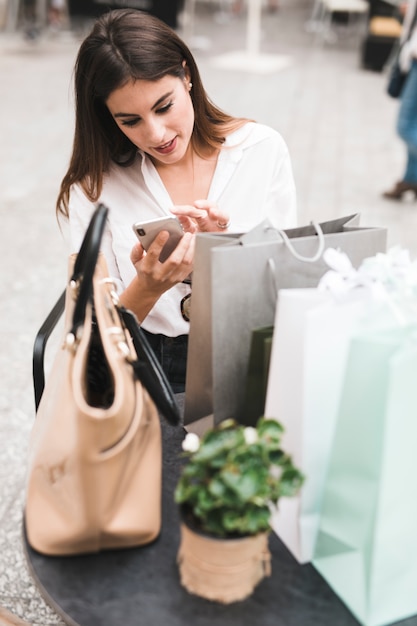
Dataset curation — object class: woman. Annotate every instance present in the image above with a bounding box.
[57,8,297,391]
[384,0,417,200]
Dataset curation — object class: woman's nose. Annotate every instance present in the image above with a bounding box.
[145,118,166,145]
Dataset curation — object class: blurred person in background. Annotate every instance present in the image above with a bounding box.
[384,0,417,200]
[232,0,279,14]
[48,0,66,29]
[56,9,296,391]
[22,0,39,39]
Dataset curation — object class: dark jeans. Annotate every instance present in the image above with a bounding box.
[141,329,188,394]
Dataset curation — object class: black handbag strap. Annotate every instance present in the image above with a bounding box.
[33,289,66,411]
[119,307,181,425]
[33,203,108,410]
[70,203,108,337]
[33,204,180,425]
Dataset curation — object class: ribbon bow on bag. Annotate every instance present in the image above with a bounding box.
[318,247,417,327]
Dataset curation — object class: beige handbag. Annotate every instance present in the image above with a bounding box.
[25,204,180,556]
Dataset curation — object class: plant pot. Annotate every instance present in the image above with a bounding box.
[177,521,271,604]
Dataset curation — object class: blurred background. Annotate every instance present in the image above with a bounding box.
[0,0,415,624]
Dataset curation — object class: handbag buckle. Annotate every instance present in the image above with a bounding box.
[63,331,79,352]
[100,277,120,305]
[106,326,132,359]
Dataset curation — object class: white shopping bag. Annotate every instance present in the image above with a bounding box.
[264,287,370,563]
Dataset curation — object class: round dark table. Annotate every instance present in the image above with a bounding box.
[23,401,417,626]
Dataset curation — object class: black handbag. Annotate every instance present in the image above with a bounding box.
[387,60,408,98]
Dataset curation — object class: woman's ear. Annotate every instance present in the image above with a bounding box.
[182,59,191,83]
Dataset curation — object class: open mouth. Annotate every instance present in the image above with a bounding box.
[155,137,177,154]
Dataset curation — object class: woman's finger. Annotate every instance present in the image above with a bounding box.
[130,241,145,265]
[172,205,207,220]
[194,200,230,230]
[172,202,230,232]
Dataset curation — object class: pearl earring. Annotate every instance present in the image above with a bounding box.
[189,82,193,90]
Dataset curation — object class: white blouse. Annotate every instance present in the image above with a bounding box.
[69,122,297,336]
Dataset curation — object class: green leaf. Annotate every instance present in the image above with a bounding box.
[258,418,284,441]
[268,449,285,465]
[197,488,216,511]
[193,429,241,463]
[243,506,271,534]
[279,468,305,497]
[208,477,227,499]
[221,509,242,532]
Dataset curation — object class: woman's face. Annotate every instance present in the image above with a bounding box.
[106,74,194,166]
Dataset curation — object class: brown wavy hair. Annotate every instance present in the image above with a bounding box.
[56,8,249,217]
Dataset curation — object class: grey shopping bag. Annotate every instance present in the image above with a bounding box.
[184,214,387,427]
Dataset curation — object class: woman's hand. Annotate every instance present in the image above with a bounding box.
[171,200,231,233]
[119,230,194,322]
[132,230,194,292]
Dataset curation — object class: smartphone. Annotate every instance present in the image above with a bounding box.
[133,216,184,263]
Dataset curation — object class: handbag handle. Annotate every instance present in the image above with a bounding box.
[70,203,109,338]
[33,290,66,411]
[33,204,108,410]
[33,204,180,425]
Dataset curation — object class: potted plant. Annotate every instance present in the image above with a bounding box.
[174,417,304,604]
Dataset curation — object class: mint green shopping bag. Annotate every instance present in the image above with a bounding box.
[313,326,417,626]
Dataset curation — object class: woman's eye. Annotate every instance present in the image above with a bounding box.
[121,118,140,128]
[118,101,173,127]
[157,102,173,114]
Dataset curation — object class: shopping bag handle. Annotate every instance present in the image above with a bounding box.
[274,221,325,262]
[267,221,326,301]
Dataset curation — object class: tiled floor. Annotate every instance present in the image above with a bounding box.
[0,1,416,624]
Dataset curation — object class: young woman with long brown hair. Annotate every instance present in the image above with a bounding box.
[57,8,297,391]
